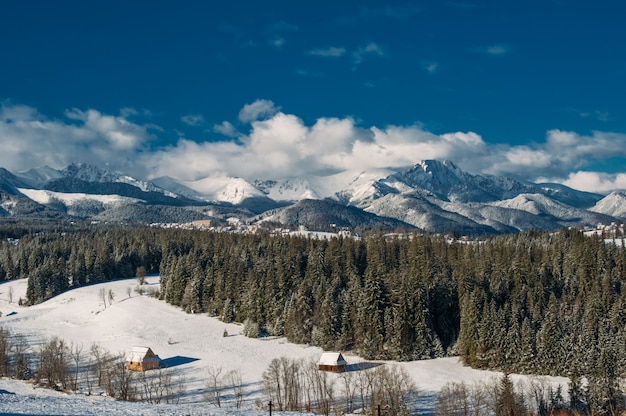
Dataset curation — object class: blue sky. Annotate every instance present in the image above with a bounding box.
[1,0,625,192]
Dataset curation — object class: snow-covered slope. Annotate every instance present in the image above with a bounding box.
[18,188,143,206]
[150,176,206,201]
[254,177,320,201]
[182,175,266,205]
[591,191,626,218]
[0,277,568,415]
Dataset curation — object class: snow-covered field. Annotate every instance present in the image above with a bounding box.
[0,277,567,415]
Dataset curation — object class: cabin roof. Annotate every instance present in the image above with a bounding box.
[127,346,159,363]
[318,352,347,366]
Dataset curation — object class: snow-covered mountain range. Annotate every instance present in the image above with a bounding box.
[0,160,623,234]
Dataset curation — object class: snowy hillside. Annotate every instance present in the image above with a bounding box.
[0,277,568,415]
[18,188,142,206]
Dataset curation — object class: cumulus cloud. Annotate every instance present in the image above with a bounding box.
[147,113,492,181]
[3,101,626,193]
[560,171,626,193]
[238,99,279,123]
[0,104,153,175]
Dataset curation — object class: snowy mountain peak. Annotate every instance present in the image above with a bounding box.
[0,160,620,233]
[62,162,118,182]
[254,178,320,201]
[16,166,65,187]
[413,159,459,174]
[591,191,626,218]
[181,175,265,205]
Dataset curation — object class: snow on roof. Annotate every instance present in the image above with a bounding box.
[127,346,159,363]
[318,352,347,366]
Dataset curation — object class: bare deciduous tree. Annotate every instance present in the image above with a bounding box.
[103,354,135,401]
[37,336,69,390]
[69,343,83,391]
[226,368,245,409]
[90,343,108,388]
[0,326,9,377]
[139,368,172,403]
[13,333,31,380]
[206,365,224,407]
[339,370,357,414]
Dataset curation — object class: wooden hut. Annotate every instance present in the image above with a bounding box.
[126,347,161,372]
[318,352,347,373]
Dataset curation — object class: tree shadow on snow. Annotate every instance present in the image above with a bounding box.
[160,356,200,368]
[346,362,384,372]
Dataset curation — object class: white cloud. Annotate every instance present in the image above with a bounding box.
[238,99,279,123]
[308,47,346,57]
[486,45,509,55]
[579,110,609,122]
[472,44,511,56]
[181,114,205,127]
[213,121,239,138]
[560,171,626,193]
[270,36,286,49]
[3,102,626,194]
[423,61,439,73]
[353,42,385,66]
[0,104,153,175]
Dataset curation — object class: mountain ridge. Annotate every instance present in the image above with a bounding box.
[0,160,622,234]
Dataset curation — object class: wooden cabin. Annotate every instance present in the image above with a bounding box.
[126,347,161,372]
[318,352,347,373]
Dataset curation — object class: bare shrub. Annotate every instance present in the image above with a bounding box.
[138,368,172,403]
[37,336,69,390]
[145,287,160,298]
[369,364,417,416]
[437,381,487,416]
[103,354,135,401]
[263,356,336,414]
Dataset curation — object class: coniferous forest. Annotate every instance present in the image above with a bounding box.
[0,223,624,411]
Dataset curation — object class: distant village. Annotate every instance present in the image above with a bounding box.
[149,218,626,243]
[149,218,359,239]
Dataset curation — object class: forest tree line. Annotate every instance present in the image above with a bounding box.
[0,223,624,413]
